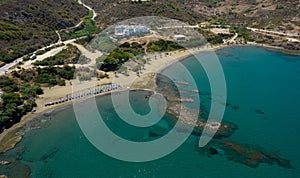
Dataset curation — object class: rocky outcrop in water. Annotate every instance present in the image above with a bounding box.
[155,73,292,169]
[196,140,292,169]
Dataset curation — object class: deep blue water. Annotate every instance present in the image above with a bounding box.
[1,46,300,177]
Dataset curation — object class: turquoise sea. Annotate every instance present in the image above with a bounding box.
[1,46,300,177]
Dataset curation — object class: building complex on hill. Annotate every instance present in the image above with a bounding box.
[114,25,150,38]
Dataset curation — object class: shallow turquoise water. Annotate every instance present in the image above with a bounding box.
[1,47,300,177]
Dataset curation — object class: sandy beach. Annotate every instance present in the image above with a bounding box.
[0,42,292,153]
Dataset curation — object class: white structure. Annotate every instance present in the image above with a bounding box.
[174,35,186,41]
[30,54,37,60]
[114,25,150,38]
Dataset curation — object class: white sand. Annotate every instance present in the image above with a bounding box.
[0,43,224,152]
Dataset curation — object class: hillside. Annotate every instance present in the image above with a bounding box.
[87,0,299,32]
[0,0,299,63]
[0,0,88,63]
[85,0,299,50]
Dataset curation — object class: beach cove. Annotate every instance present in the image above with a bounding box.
[0,43,225,153]
[0,46,300,177]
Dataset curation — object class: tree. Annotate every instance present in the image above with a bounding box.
[0,76,18,92]
[1,93,23,107]
[33,85,43,95]
[49,79,58,86]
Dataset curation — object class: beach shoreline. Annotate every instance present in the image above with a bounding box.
[0,42,299,153]
[240,42,300,56]
[0,43,207,153]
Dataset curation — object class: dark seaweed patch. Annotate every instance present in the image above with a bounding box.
[231,105,240,111]
[255,109,265,115]
[39,147,59,162]
[216,51,233,57]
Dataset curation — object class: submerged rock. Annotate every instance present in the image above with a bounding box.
[209,147,218,155]
[40,147,59,162]
[197,140,292,169]
[0,161,31,178]
[255,109,265,115]
[154,69,291,169]
[156,73,238,139]
[0,161,10,165]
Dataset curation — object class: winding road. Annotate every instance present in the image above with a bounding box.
[0,0,98,75]
[246,27,300,38]
[78,0,97,21]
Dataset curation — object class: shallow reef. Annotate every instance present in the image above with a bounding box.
[156,73,292,169]
[0,146,31,178]
[196,140,292,169]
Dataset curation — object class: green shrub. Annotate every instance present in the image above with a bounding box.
[0,76,18,92]
[276,4,284,9]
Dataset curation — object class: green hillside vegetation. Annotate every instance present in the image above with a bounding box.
[198,29,234,44]
[83,0,299,51]
[86,0,299,29]
[88,0,202,27]
[97,47,138,72]
[230,26,253,42]
[0,76,18,92]
[60,11,101,40]
[1,0,299,64]
[33,44,81,66]
[147,39,184,52]
[97,40,184,72]
[0,65,76,132]
[0,76,42,131]
[34,66,74,86]
[0,0,88,63]
[12,66,74,87]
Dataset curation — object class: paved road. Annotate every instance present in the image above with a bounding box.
[0,0,98,76]
[78,0,98,21]
[247,27,300,38]
[21,42,102,71]
[65,0,98,30]
[229,33,238,43]
[156,25,199,30]
[0,38,84,75]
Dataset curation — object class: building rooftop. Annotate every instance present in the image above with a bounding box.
[114,25,150,38]
[173,35,186,40]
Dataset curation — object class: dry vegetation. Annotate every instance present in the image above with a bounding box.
[0,0,88,63]
[84,0,299,51]
[85,0,299,32]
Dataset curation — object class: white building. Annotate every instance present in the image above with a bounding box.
[114,25,150,38]
[174,35,186,41]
